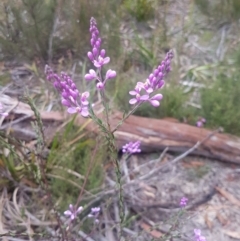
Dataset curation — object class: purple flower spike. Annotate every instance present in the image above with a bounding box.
[122,141,141,154]
[86,17,117,91]
[194,229,207,241]
[180,197,188,207]
[64,204,83,221]
[88,207,101,223]
[88,17,111,69]
[129,50,173,107]
[45,65,90,118]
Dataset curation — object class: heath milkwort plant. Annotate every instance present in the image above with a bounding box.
[45,17,173,231]
[45,17,173,121]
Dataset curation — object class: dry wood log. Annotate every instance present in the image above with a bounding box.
[1,94,240,164]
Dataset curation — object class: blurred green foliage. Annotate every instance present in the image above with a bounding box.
[0,0,121,62]
[194,0,240,21]
[134,83,192,120]
[201,70,240,135]
[48,119,105,210]
[122,0,155,22]
[0,0,57,61]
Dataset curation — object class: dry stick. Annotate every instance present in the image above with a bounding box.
[92,128,221,201]
[136,128,220,182]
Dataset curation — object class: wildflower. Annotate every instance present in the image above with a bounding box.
[129,86,149,105]
[0,102,8,116]
[85,68,116,89]
[105,69,117,80]
[88,207,101,223]
[93,56,110,68]
[64,204,83,221]
[194,229,207,241]
[85,17,116,89]
[45,66,90,118]
[196,117,206,128]
[129,50,173,107]
[122,141,141,154]
[85,69,98,81]
[180,197,188,207]
[87,17,110,68]
[148,94,163,107]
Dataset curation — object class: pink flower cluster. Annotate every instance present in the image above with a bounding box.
[88,207,101,223]
[180,197,188,207]
[129,50,173,107]
[196,117,206,128]
[85,17,116,89]
[122,141,141,154]
[64,204,83,221]
[45,66,90,117]
[194,229,206,241]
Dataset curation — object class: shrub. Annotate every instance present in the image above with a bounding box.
[201,72,240,135]
[194,0,240,22]
[122,0,155,22]
[0,0,121,62]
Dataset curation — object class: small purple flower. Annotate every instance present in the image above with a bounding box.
[122,141,141,154]
[85,69,98,81]
[196,120,203,127]
[148,94,163,107]
[196,117,206,128]
[88,207,101,223]
[129,86,149,105]
[180,197,188,207]
[105,69,116,80]
[0,102,8,117]
[194,229,206,241]
[93,56,110,68]
[64,204,83,221]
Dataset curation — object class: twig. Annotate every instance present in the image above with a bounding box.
[136,128,220,181]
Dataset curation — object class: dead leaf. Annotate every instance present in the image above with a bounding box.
[137,182,158,200]
[204,213,213,230]
[216,212,228,226]
[215,187,240,207]
[140,222,163,238]
[223,230,240,239]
